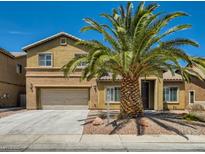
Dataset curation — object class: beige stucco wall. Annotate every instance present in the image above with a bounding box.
[25,36,96,109]
[163,81,186,110]
[0,82,25,107]
[25,35,165,110]
[0,52,26,86]
[97,81,121,110]
[26,69,164,110]
[153,77,164,110]
[97,76,164,111]
[26,70,164,110]
[26,73,98,109]
[0,52,26,107]
[26,37,85,68]
[185,77,205,105]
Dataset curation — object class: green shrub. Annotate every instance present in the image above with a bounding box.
[183,113,200,121]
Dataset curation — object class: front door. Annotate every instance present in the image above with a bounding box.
[141,81,149,109]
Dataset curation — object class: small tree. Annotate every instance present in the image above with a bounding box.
[63,2,205,118]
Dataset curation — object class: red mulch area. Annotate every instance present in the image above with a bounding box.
[83,110,205,135]
[0,109,26,119]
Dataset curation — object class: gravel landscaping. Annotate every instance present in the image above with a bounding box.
[83,110,205,136]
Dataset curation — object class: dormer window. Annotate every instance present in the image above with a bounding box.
[60,37,67,46]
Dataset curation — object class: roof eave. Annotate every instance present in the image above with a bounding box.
[15,54,27,58]
[163,79,183,81]
[22,32,82,52]
[0,48,15,59]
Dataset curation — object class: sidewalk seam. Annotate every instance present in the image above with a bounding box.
[21,135,42,152]
[79,134,83,143]
[118,135,128,152]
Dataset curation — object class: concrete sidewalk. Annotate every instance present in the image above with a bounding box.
[0,134,205,151]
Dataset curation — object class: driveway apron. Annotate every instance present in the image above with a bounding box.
[0,110,88,135]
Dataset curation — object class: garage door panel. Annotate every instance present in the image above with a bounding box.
[40,88,89,109]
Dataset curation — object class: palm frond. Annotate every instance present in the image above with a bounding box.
[63,2,203,84]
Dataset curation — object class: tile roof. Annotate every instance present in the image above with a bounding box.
[163,67,205,81]
[10,52,27,58]
[99,71,184,81]
[163,70,183,81]
[99,73,122,81]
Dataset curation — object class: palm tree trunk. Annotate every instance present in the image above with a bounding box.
[120,75,144,118]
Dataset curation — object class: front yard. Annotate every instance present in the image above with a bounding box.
[83,110,205,137]
[1,107,205,138]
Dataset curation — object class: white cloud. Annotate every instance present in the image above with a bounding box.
[8,31,31,35]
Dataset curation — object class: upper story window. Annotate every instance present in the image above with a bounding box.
[16,64,22,74]
[106,86,120,103]
[163,86,179,103]
[38,53,52,67]
[75,54,87,68]
[60,37,67,46]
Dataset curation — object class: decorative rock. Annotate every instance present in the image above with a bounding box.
[92,117,104,126]
[139,120,149,127]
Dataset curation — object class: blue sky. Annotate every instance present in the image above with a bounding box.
[0,1,205,57]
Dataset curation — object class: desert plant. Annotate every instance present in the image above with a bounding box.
[183,113,200,121]
[63,2,205,118]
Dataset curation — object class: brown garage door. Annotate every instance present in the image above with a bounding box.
[40,88,89,110]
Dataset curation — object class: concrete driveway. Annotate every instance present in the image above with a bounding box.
[0,110,88,135]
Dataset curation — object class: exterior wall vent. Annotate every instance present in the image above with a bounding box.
[60,37,67,46]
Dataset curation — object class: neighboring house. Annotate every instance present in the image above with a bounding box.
[23,32,205,110]
[0,48,26,107]
[163,68,205,110]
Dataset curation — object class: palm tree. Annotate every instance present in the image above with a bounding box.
[63,2,205,118]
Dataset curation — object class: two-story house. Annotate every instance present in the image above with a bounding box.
[0,48,26,107]
[23,32,205,111]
